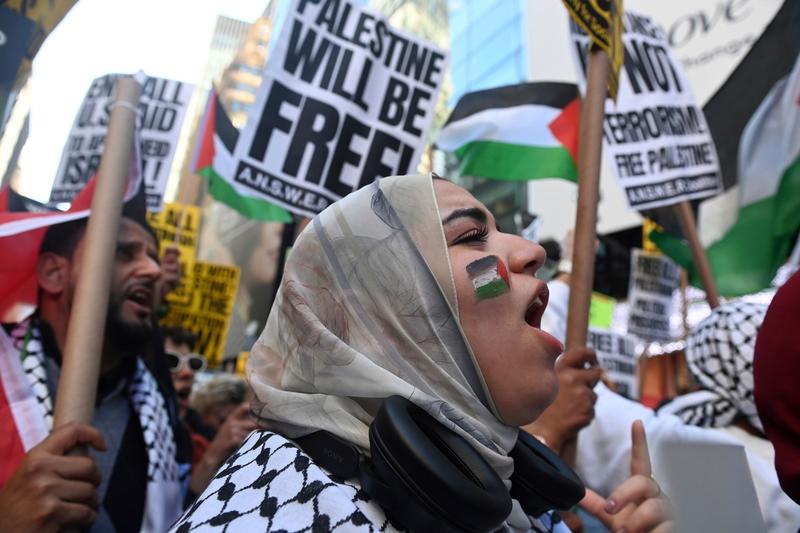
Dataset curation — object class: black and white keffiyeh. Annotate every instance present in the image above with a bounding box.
[660,301,766,431]
[9,319,53,427]
[7,317,185,532]
[170,431,566,533]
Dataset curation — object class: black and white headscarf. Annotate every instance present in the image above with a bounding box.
[660,301,766,431]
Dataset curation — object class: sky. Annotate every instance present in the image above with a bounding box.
[18,0,267,202]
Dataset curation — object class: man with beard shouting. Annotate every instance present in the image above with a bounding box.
[0,208,189,532]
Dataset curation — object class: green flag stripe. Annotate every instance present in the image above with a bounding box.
[653,155,800,296]
[199,166,293,223]
[456,140,577,182]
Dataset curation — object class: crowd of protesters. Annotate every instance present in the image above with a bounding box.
[0,174,798,533]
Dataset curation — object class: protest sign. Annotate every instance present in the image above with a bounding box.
[51,74,195,211]
[570,11,722,210]
[235,351,249,377]
[560,0,624,100]
[588,327,639,399]
[146,203,200,307]
[230,0,448,217]
[627,248,679,342]
[160,261,240,367]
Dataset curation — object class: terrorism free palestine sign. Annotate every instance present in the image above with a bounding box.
[231,0,448,217]
[570,11,722,210]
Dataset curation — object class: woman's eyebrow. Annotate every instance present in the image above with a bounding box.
[442,207,487,226]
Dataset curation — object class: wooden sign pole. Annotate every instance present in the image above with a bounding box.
[53,77,142,427]
[565,50,609,351]
[674,200,720,308]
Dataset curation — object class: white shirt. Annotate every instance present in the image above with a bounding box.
[542,281,800,532]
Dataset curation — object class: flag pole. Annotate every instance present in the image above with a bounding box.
[53,77,142,428]
[673,201,720,308]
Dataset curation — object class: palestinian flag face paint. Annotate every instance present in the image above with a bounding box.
[467,255,510,299]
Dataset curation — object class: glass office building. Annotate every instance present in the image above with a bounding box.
[447,0,530,233]
[448,0,528,103]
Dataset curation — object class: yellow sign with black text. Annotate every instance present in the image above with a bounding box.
[147,203,200,307]
[160,261,240,368]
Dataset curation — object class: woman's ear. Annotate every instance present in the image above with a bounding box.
[36,252,70,296]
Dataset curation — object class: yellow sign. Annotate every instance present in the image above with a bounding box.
[160,261,240,368]
[561,0,624,100]
[147,203,200,306]
[236,351,249,378]
[642,218,663,254]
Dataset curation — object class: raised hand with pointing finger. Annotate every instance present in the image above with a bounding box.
[580,420,673,533]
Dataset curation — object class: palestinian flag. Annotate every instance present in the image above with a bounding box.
[437,82,580,182]
[652,2,800,296]
[193,91,291,223]
[657,53,800,296]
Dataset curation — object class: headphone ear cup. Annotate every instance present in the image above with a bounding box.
[510,430,585,516]
[362,396,512,533]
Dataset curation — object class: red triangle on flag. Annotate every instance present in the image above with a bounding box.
[548,97,581,163]
[193,91,218,173]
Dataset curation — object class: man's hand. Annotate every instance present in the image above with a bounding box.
[523,347,602,454]
[0,422,107,533]
[189,403,259,494]
[159,245,181,300]
[580,421,674,533]
[206,403,259,464]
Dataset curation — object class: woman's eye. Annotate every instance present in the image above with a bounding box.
[453,226,489,245]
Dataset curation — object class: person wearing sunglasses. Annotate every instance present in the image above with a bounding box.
[167,350,208,372]
[163,327,258,498]
[163,327,207,423]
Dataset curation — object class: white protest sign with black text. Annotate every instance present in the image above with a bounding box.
[51,73,195,211]
[588,328,639,400]
[232,0,448,217]
[570,12,722,210]
[628,248,680,342]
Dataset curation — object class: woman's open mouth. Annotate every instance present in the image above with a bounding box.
[524,283,550,328]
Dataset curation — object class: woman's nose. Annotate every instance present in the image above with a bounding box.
[507,235,546,276]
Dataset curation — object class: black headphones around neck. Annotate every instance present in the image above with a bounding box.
[295,395,585,533]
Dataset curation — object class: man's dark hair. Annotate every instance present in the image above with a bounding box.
[39,218,88,259]
[39,213,159,260]
[162,326,199,350]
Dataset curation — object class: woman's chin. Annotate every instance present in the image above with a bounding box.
[503,387,559,427]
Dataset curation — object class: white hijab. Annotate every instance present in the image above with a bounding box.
[248,175,533,529]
